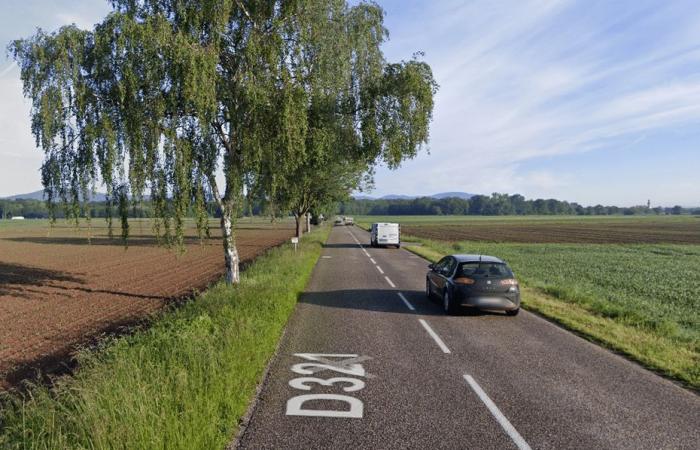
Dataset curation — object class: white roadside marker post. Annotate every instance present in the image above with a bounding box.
[291,236,299,252]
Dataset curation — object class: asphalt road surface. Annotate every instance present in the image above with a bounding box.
[236,226,699,449]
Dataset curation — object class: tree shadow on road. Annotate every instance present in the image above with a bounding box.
[299,288,514,318]
[321,243,366,249]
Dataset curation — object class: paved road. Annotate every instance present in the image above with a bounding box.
[237,226,699,449]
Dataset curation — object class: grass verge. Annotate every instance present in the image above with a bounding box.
[0,226,330,449]
[402,239,699,391]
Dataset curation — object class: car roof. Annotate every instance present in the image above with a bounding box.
[451,254,505,264]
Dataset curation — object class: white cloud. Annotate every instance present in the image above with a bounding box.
[55,12,95,30]
[0,76,43,196]
[0,62,17,78]
[2,1,700,204]
[372,0,700,205]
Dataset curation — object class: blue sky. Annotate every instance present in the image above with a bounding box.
[1,0,699,206]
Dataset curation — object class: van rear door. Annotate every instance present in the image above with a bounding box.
[378,223,399,244]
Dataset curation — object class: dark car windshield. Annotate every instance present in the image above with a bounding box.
[457,262,513,278]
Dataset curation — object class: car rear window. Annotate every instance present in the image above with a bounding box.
[458,262,513,278]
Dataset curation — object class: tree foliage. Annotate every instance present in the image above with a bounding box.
[11,0,436,283]
[338,194,680,216]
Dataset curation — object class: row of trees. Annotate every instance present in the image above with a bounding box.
[4,193,692,220]
[338,194,695,216]
[0,196,274,220]
[11,0,437,283]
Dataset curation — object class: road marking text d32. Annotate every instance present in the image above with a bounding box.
[286,353,370,419]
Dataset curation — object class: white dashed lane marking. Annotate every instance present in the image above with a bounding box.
[348,226,529,450]
[418,319,451,354]
[463,375,531,450]
[397,292,415,311]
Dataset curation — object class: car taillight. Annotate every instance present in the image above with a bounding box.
[454,277,475,285]
[500,279,518,286]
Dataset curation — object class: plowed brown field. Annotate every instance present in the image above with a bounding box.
[402,220,700,244]
[0,219,294,389]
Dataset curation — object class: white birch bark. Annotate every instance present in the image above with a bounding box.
[221,212,240,284]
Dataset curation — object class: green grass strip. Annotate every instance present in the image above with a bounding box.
[402,238,699,391]
[0,226,330,449]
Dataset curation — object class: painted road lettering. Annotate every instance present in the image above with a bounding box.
[286,353,369,419]
[289,377,365,392]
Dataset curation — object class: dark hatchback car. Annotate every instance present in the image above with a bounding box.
[426,254,521,316]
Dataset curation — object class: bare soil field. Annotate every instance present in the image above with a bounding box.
[402,219,700,244]
[0,219,294,389]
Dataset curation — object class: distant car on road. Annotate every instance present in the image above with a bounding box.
[334,216,344,226]
[370,222,400,248]
[426,254,520,316]
[344,217,354,226]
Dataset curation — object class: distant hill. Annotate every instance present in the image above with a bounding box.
[379,194,416,200]
[3,190,46,200]
[3,190,108,201]
[431,192,475,200]
[353,192,476,200]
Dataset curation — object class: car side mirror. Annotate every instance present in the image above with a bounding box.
[428,263,434,270]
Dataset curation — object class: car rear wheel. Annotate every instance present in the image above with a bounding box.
[443,290,459,315]
[506,308,520,316]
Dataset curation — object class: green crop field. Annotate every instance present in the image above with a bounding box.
[356,215,700,388]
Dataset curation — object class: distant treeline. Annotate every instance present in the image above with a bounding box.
[338,194,697,216]
[0,198,269,220]
[2,194,697,220]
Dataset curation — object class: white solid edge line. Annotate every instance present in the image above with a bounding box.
[376,265,384,274]
[397,292,415,311]
[384,276,396,288]
[418,319,450,353]
[463,375,531,450]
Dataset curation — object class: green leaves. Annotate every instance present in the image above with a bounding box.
[11,0,436,278]
[267,1,437,223]
[377,59,438,168]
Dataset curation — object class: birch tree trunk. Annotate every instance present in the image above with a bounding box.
[306,212,311,233]
[294,212,303,238]
[221,210,240,284]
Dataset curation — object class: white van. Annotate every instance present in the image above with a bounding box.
[370,223,400,248]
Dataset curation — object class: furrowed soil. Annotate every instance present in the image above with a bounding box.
[402,218,700,244]
[0,219,294,390]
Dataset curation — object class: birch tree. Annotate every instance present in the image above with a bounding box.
[10,0,436,284]
[269,1,437,237]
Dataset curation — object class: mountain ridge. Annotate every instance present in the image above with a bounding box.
[2,190,108,201]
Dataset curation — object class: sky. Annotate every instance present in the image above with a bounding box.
[1,1,699,207]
